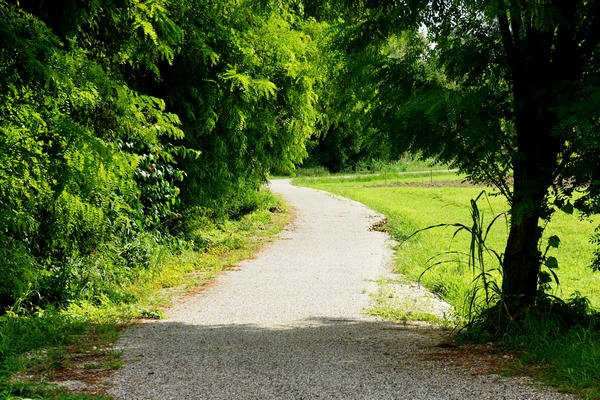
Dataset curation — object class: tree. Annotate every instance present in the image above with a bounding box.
[341,0,600,312]
[482,1,600,307]
[0,1,185,307]
[299,9,397,173]
[134,0,324,210]
[0,0,327,309]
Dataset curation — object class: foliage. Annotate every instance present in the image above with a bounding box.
[0,3,187,310]
[333,0,600,310]
[0,0,320,312]
[145,0,324,208]
[14,0,183,78]
[300,16,395,173]
[407,192,506,319]
[0,189,286,397]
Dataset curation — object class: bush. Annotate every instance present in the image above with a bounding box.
[294,166,330,177]
[0,4,183,311]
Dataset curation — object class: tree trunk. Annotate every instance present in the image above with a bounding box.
[495,2,587,314]
[501,69,559,310]
[501,187,544,308]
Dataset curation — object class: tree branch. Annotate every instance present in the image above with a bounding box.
[497,9,514,62]
[484,154,513,204]
[509,4,522,46]
[576,2,600,59]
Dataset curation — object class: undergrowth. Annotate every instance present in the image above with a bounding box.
[463,295,600,399]
[291,156,451,178]
[0,188,288,399]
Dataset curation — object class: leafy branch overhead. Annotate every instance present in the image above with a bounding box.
[330,0,600,311]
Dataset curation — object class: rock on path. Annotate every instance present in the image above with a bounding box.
[109,179,573,400]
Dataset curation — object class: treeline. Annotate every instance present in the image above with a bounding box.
[0,0,340,311]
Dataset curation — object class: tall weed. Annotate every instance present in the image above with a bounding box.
[405,191,507,320]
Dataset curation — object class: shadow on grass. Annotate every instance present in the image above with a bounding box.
[0,311,121,399]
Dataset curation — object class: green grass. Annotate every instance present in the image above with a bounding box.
[295,171,600,311]
[294,171,600,399]
[498,308,600,399]
[364,278,449,325]
[0,193,289,399]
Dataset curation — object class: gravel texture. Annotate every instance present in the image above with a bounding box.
[109,179,573,400]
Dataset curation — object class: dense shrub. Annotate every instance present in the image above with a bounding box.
[0,0,322,312]
[0,4,183,310]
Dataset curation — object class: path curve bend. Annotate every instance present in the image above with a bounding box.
[109,179,572,400]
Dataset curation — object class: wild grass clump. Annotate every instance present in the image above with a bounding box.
[464,295,600,398]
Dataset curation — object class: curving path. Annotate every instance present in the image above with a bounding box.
[109,179,572,400]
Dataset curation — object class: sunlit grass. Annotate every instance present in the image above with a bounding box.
[0,195,289,399]
[294,172,600,311]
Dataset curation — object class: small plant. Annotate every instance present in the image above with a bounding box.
[136,307,165,320]
[106,359,124,370]
[83,363,103,370]
[405,191,507,321]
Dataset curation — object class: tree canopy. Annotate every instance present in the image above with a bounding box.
[1,0,599,320]
[334,0,600,311]
[0,0,324,310]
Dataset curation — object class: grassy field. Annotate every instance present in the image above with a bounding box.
[295,171,600,312]
[295,171,600,399]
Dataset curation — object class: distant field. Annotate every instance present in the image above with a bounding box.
[289,157,452,178]
[294,171,600,313]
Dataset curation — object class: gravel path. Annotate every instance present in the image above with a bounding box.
[109,179,573,400]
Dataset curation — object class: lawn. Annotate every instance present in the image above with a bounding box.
[294,171,600,313]
[295,171,600,398]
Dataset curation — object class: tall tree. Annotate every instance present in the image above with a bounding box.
[342,0,600,312]
[146,0,323,209]
[0,1,185,307]
[484,1,600,307]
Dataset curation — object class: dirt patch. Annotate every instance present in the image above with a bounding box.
[363,180,488,188]
[369,217,389,232]
[421,338,536,378]
[10,333,123,398]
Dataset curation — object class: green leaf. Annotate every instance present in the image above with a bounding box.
[548,235,560,248]
[545,256,559,270]
[539,271,552,284]
[561,203,574,215]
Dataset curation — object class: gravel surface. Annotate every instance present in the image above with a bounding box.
[109,179,573,400]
